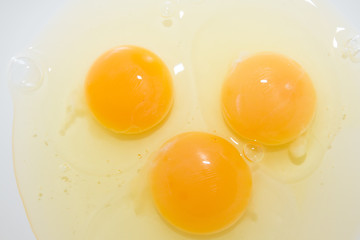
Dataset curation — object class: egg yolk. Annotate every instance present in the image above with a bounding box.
[85,45,173,134]
[150,132,252,234]
[221,52,316,145]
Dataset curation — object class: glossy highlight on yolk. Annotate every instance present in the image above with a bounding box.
[85,45,173,134]
[150,132,252,234]
[221,52,316,145]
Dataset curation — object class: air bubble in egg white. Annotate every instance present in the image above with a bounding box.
[289,137,307,159]
[59,163,71,173]
[243,142,264,163]
[8,56,43,91]
[289,136,307,165]
[334,27,360,63]
[161,0,178,18]
[343,35,360,62]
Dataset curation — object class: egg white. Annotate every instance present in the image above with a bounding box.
[11,0,360,239]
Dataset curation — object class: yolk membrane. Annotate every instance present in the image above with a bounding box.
[221,52,316,145]
[85,45,173,134]
[150,132,252,234]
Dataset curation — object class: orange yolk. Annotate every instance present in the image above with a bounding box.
[150,132,252,234]
[221,52,316,145]
[85,45,173,134]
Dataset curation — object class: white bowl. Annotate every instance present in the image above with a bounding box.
[0,0,359,239]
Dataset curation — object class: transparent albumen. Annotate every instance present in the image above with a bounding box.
[9,0,360,239]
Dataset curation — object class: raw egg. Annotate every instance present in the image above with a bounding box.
[151,132,252,234]
[221,52,316,146]
[9,0,360,239]
[85,45,173,134]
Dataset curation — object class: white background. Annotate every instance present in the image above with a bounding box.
[0,0,359,239]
